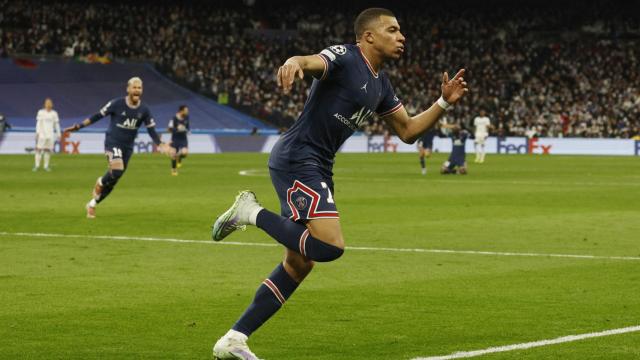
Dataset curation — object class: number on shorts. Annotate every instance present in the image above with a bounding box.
[112,147,123,158]
[320,182,334,204]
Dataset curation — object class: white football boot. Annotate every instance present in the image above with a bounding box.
[213,330,262,360]
[85,201,96,219]
[211,191,262,241]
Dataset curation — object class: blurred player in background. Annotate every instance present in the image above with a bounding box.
[473,109,491,163]
[441,125,470,175]
[34,98,61,171]
[0,113,11,143]
[64,77,169,218]
[209,8,468,359]
[417,126,438,175]
[167,105,190,176]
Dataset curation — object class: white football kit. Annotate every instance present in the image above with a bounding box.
[473,116,491,144]
[36,109,61,149]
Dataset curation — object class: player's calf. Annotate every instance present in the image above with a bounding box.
[100,168,124,187]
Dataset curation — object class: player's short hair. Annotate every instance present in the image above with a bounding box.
[127,77,143,87]
[354,8,395,39]
[178,105,188,111]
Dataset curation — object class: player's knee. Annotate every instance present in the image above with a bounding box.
[111,168,125,181]
[309,238,344,262]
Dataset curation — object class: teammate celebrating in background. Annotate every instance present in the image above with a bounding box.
[210,8,468,359]
[473,109,491,163]
[168,105,190,176]
[64,77,169,218]
[34,98,61,172]
[441,125,470,175]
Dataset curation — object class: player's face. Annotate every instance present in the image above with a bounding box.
[127,81,143,103]
[44,99,53,110]
[373,16,405,59]
[182,107,189,116]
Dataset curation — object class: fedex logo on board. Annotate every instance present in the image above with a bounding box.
[497,137,552,154]
[57,131,80,154]
[367,135,398,153]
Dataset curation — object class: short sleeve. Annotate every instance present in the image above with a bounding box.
[316,44,351,81]
[98,101,114,117]
[376,75,403,117]
[143,109,156,127]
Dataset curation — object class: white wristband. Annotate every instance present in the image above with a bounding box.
[437,96,452,111]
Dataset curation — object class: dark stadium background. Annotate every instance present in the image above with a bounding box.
[1,0,638,138]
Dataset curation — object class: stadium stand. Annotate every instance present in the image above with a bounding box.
[0,58,272,132]
[1,0,638,138]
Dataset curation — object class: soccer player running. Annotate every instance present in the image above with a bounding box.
[168,105,190,176]
[34,98,61,172]
[210,8,468,359]
[417,126,438,175]
[473,109,492,163]
[64,77,169,218]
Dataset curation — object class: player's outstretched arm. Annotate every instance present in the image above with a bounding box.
[146,125,171,155]
[382,69,468,144]
[63,118,93,133]
[276,55,325,94]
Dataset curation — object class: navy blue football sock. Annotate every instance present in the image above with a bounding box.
[256,209,344,262]
[96,184,113,203]
[100,171,116,187]
[98,169,124,203]
[232,263,299,336]
[420,157,426,169]
[101,169,123,187]
[171,159,177,169]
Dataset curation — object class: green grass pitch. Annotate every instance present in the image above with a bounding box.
[1,152,639,359]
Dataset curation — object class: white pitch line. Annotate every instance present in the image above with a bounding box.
[1,231,640,262]
[0,231,278,248]
[237,169,640,187]
[411,325,640,360]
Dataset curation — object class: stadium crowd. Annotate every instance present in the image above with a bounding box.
[1,0,639,138]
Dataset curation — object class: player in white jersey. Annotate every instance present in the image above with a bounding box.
[34,98,61,171]
[473,109,492,163]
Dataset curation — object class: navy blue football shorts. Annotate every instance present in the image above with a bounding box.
[171,139,188,151]
[269,166,339,222]
[105,143,133,168]
[418,132,435,149]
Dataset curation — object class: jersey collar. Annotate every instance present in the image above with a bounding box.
[125,96,141,109]
[357,46,379,78]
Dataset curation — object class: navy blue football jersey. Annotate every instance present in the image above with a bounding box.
[269,44,402,173]
[89,97,156,148]
[169,115,190,143]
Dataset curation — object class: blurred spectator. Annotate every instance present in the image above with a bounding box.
[1,0,638,138]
